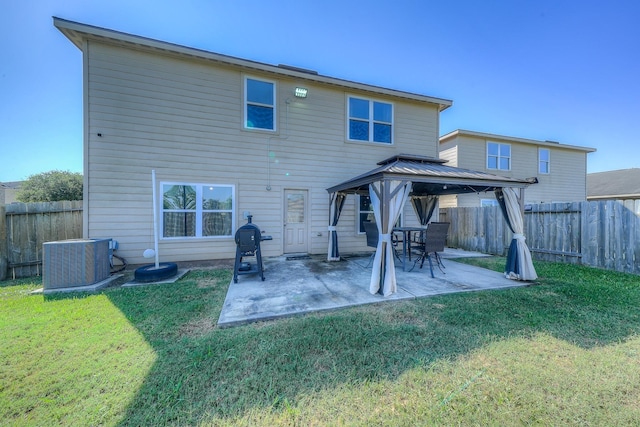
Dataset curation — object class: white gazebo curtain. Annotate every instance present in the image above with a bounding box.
[495,187,537,281]
[327,192,347,261]
[411,195,438,226]
[369,180,412,296]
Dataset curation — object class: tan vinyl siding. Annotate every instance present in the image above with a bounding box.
[438,194,458,208]
[455,193,496,208]
[525,148,588,203]
[457,135,489,172]
[439,132,591,207]
[439,144,457,167]
[85,41,440,263]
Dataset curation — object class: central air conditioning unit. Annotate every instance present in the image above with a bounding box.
[43,238,111,290]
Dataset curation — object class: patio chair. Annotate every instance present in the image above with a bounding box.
[410,222,450,277]
[364,221,402,267]
[363,221,378,267]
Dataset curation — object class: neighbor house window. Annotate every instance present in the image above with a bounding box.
[245,77,275,130]
[348,96,393,143]
[357,195,401,233]
[539,148,550,174]
[162,183,234,238]
[487,142,511,171]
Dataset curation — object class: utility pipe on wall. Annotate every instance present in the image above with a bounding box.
[151,169,160,269]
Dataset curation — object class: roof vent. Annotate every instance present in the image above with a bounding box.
[277,64,318,75]
[377,154,447,166]
[545,140,560,144]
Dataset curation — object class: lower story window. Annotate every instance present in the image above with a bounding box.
[358,195,402,232]
[358,195,375,233]
[162,183,234,238]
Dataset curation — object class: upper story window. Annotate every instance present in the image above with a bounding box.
[245,77,275,131]
[539,148,550,174]
[162,183,234,239]
[348,96,393,144]
[487,142,511,171]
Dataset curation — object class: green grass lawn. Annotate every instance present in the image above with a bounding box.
[2,259,640,426]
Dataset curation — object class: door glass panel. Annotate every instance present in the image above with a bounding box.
[286,194,304,223]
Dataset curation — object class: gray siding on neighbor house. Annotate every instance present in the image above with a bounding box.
[84,41,441,263]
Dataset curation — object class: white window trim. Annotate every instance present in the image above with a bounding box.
[346,95,394,144]
[160,182,236,239]
[539,148,550,174]
[244,76,277,131]
[486,141,511,171]
[357,194,402,233]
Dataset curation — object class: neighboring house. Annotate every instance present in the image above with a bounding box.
[0,182,21,204]
[587,168,640,201]
[439,130,596,208]
[55,18,459,264]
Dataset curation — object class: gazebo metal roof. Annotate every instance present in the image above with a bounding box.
[326,154,536,195]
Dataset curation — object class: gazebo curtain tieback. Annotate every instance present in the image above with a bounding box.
[513,233,525,240]
[327,226,337,231]
[380,233,392,243]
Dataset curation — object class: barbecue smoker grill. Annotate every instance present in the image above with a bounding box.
[233,215,272,283]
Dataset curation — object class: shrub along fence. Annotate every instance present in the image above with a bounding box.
[440,200,640,275]
[0,201,83,280]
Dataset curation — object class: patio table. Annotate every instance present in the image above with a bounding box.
[393,226,427,271]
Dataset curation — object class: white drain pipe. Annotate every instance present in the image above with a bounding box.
[151,169,159,269]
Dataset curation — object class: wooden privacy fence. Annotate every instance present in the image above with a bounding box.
[440,200,640,275]
[2,200,640,279]
[0,201,83,280]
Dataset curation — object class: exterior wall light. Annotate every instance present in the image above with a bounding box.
[294,87,308,98]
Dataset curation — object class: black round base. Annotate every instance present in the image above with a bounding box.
[134,262,178,283]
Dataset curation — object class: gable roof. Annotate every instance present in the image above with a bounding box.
[327,154,534,195]
[587,168,640,200]
[440,129,596,153]
[53,17,453,111]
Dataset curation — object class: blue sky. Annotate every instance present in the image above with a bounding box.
[1,0,639,182]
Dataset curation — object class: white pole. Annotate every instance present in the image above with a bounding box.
[151,170,160,269]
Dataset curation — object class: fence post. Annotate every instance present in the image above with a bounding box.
[0,205,6,281]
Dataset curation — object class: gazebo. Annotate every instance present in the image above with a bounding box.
[326,154,538,296]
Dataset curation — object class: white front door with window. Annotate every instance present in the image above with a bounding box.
[284,189,307,254]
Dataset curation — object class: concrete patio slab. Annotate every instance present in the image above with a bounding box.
[218,248,532,327]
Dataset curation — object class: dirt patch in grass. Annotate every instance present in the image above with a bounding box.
[196,277,222,289]
[179,316,218,337]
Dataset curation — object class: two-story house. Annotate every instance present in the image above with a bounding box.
[55,19,538,272]
[439,130,596,208]
[55,18,464,265]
